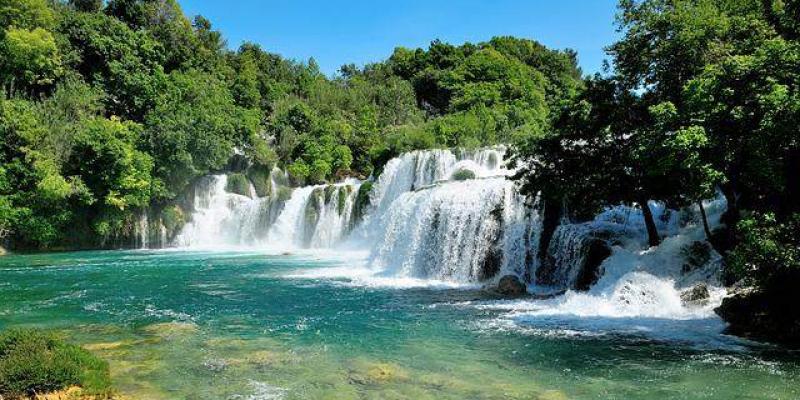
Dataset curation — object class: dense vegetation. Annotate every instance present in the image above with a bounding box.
[0,0,797,342]
[0,0,580,250]
[0,328,112,398]
[513,0,800,342]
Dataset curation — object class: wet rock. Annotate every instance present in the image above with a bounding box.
[680,283,710,306]
[203,358,228,373]
[536,224,614,291]
[496,275,527,297]
[575,238,612,291]
[681,241,712,274]
[715,283,800,347]
[0,246,5,256]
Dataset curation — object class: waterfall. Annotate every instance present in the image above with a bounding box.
[174,146,725,311]
[176,175,361,250]
[364,178,536,281]
[138,211,149,249]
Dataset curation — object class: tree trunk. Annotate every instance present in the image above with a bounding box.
[638,196,660,248]
[698,201,712,240]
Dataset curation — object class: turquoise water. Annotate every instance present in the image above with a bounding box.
[0,250,798,399]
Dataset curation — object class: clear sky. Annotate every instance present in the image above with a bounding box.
[178,0,621,77]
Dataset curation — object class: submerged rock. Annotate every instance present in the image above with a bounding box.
[680,283,710,306]
[496,275,527,297]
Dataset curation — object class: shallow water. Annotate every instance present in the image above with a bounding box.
[0,250,798,399]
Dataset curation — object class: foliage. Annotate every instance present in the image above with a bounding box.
[451,168,476,181]
[0,0,580,251]
[0,329,112,398]
[225,173,251,197]
[514,0,800,286]
[728,213,800,286]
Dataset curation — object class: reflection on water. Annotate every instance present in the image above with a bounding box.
[0,250,798,399]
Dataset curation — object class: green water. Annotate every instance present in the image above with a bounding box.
[0,250,797,399]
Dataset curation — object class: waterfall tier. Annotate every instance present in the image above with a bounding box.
[171,146,724,304]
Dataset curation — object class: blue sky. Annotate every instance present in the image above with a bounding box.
[179,0,620,77]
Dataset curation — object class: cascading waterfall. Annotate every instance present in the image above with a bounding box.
[176,175,362,250]
[174,147,725,318]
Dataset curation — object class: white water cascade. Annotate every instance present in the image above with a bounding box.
[175,175,362,250]
[175,147,725,301]
[170,147,731,341]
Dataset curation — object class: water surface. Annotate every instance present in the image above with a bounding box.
[0,250,797,399]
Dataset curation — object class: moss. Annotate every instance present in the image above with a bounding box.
[246,165,272,198]
[0,329,113,398]
[225,173,251,197]
[276,187,294,202]
[356,182,373,212]
[337,187,348,215]
[451,168,476,181]
[324,185,336,204]
[160,205,186,237]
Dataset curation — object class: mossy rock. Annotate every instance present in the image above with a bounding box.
[351,182,374,228]
[246,165,272,198]
[276,187,294,202]
[160,205,186,237]
[356,182,373,212]
[326,185,340,204]
[0,329,113,398]
[337,187,349,215]
[225,173,251,197]
[682,241,712,273]
[451,168,476,181]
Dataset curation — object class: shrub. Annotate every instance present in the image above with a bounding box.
[728,213,800,286]
[0,329,112,398]
[225,173,251,197]
[160,205,186,236]
[451,168,476,181]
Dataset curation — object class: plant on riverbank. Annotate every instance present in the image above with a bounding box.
[0,328,113,398]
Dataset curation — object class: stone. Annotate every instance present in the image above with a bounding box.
[681,283,710,305]
[0,246,5,256]
[496,275,527,297]
[715,284,800,347]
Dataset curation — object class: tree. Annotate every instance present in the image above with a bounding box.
[0,0,54,30]
[0,27,62,94]
[144,70,260,197]
[69,0,103,13]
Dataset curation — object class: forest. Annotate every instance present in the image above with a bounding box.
[0,0,798,340]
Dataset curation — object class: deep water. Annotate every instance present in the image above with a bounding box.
[1,250,798,399]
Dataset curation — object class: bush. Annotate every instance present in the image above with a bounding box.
[451,168,476,181]
[728,213,800,286]
[225,173,251,197]
[160,205,186,237]
[0,329,112,398]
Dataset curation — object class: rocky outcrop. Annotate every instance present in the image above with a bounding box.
[680,283,710,306]
[716,285,800,347]
[496,275,527,297]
